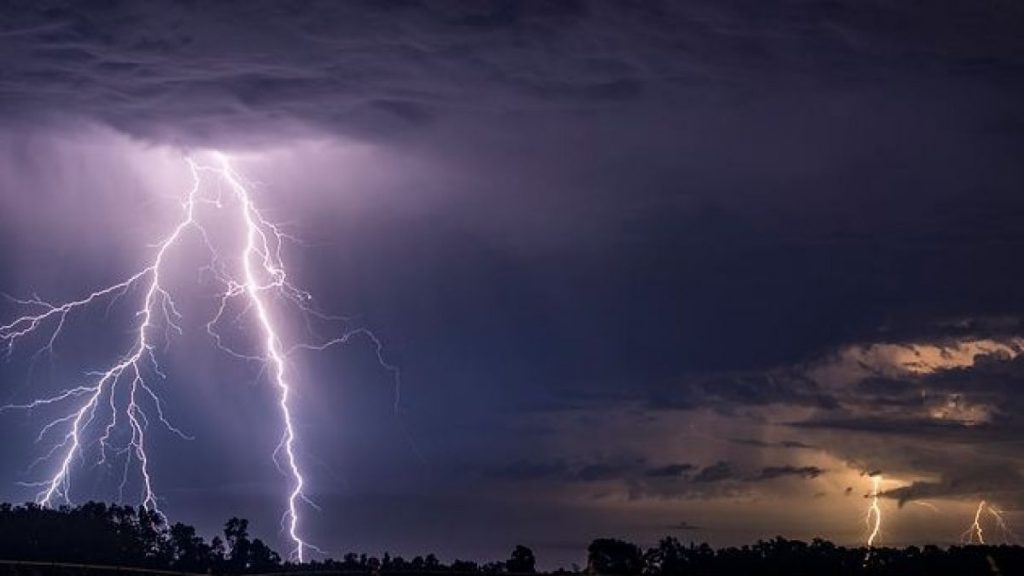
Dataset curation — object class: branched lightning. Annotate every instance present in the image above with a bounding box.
[960,501,1018,545]
[0,152,398,562]
[0,163,203,513]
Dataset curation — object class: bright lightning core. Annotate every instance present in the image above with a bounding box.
[865,474,882,548]
[0,152,398,562]
[963,501,987,544]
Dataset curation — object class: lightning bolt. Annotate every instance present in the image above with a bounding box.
[865,474,883,548]
[204,153,310,561]
[962,500,987,544]
[960,501,1018,545]
[0,152,398,562]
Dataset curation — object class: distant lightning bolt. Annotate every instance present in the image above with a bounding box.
[963,500,987,544]
[960,501,1018,545]
[0,152,398,562]
[865,474,883,549]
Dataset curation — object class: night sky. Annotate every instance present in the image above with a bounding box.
[2,0,1024,569]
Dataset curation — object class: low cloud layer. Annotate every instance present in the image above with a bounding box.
[1,1,1023,144]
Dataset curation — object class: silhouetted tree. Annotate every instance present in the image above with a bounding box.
[170,522,213,572]
[224,517,252,572]
[481,560,507,574]
[588,538,644,575]
[507,545,536,574]
[644,537,686,576]
[249,538,281,573]
[452,559,481,573]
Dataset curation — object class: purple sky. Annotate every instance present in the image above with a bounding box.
[3,0,1024,568]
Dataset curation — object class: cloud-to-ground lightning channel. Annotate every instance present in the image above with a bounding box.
[962,500,987,544]
[205,153,312,562]
[0,153,398,562]
[960,501,1019,545]
[865,474,883,548]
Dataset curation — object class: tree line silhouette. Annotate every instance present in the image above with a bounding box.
[1,502,1022,576]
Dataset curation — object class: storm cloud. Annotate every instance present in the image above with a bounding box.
[0,1,1022,144]
[1,0,1024,568]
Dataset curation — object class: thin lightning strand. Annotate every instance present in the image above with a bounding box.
[989,505,1019,544]
[0,152,398,562]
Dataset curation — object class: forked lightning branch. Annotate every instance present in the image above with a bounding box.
[0,153,397,562]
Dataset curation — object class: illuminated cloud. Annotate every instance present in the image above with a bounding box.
[807,338,1024,386]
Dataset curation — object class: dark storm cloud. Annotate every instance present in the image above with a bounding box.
[882,464,1024,507]
[641,332,1024,420]
[764,348,1024,509]
[789,417,986,437]
[729,438,816,450]
[1,0,1023,143]
[645,463,695,478]
[792,353,1024,439]
[691,462,734,484]
[4,0,1024,564]
[749,466,825,482]
[483,456,823,496]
